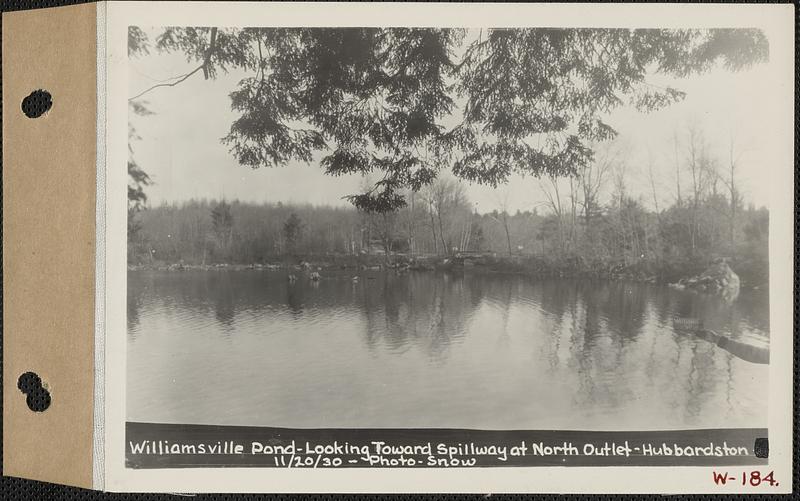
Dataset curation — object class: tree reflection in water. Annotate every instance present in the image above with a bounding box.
[127,270,769,429]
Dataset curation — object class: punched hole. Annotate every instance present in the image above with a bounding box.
[17,371,51,412]
[21,89,53,118]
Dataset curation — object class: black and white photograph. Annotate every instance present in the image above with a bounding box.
[2,1,794,495]
[123,20,780,465]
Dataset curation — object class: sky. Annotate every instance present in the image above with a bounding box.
[128,28,782,214]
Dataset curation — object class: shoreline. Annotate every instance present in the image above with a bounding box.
[126,254,766,291]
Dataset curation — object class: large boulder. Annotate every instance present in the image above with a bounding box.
[677,258,740,301]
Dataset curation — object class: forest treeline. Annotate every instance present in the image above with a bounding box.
[129,133,769,288]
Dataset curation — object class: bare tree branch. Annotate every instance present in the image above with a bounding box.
[128,65,206,101]
[128,27,218,102]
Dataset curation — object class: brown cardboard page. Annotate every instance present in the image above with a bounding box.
[3,2,97,489]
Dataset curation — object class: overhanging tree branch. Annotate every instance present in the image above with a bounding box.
[128,27,218,102]
[128,65,205,101]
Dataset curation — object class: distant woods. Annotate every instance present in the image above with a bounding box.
[129,131,769,287]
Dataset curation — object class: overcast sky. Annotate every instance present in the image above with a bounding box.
[129,28,780,213]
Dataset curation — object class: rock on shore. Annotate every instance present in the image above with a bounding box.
[671,258,740,301]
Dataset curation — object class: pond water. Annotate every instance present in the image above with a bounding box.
[127,269,769,430]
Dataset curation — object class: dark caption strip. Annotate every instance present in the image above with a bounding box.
[126,422,767,469]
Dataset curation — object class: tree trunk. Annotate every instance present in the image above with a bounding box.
[428,202,438,254]
[502,213,512,255]
[437,207,448,255]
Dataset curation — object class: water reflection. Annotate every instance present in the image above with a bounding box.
[127,270,769,430]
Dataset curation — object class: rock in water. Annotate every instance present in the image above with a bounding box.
[680,258,740,302]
